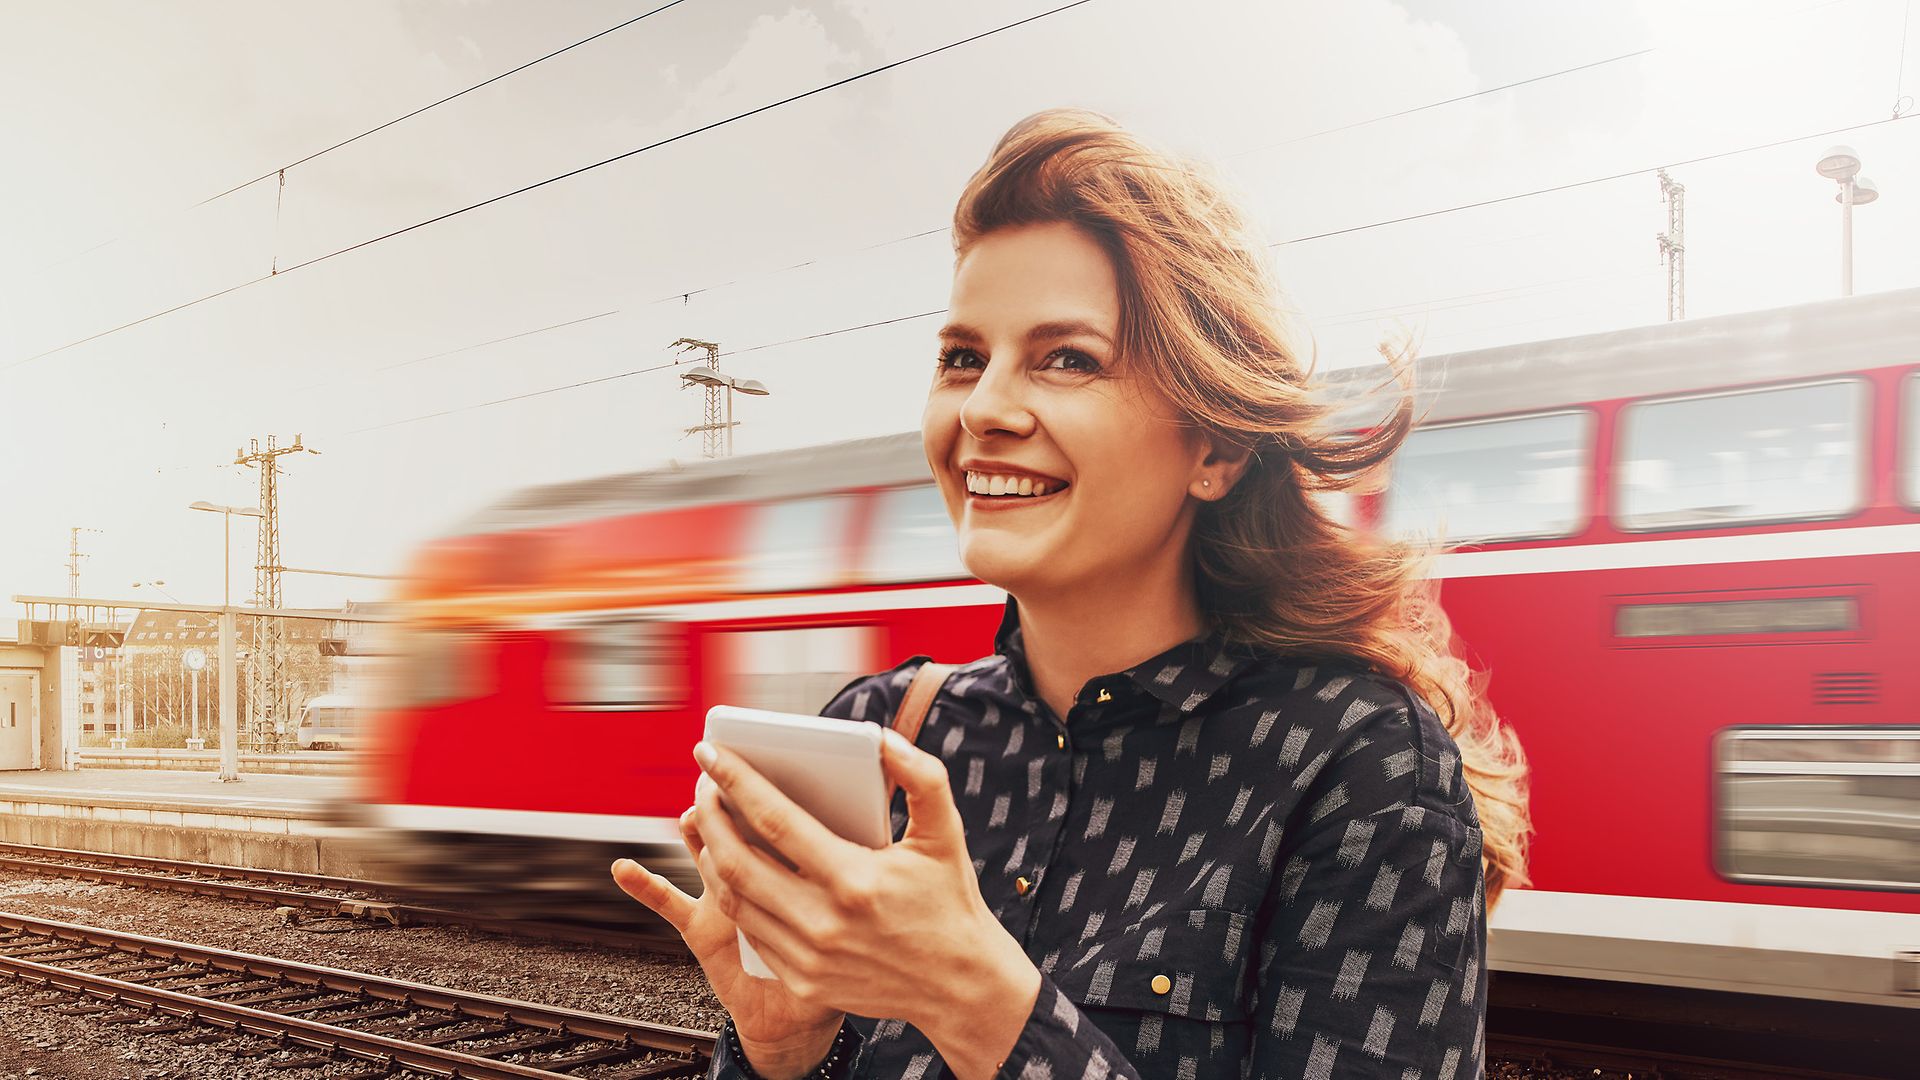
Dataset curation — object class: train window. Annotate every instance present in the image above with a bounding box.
[716,625,879,716]
[549,618,684,711]
[1379,410,1591,543]
[389,628,492,709]
[1616,379,1866,531]
[1904,373,1920,509]
[1714,726,1920,892]
[740,495,856,592]
[860,485,968,583]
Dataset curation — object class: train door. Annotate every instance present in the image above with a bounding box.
[0,672,39,770]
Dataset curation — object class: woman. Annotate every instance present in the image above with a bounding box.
[613,109,1529,1080]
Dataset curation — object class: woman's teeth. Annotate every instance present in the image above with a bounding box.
[965,472,1059,497]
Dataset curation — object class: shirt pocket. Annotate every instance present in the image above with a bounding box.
[1049,908,1255,1024]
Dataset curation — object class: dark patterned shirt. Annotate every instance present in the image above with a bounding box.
[708,596,1486,1080]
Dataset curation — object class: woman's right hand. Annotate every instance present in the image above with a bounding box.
[611,783,845,1077]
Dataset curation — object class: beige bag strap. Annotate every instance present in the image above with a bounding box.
[887,661,957,803]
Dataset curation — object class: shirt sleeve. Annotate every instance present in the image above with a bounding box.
[1245,692,1488,1080]
[706,1017,864,1080]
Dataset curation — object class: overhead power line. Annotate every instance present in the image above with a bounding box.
[333,109,1914,436]
[30,0,696,276]
[1230,48,1653,160]
[343,309,946,435]
[2,0,1095,376]
[1273,112,1912,246]
[199,0,694,206]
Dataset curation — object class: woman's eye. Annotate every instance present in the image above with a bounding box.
[936,351,983,376]
[1042,348,1100,373]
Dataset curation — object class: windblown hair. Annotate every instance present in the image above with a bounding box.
[953,109,1531,906]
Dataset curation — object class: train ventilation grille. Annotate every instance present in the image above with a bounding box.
[1812,672,1878,706]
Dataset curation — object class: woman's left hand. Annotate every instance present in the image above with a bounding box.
[690,726,1038,1036]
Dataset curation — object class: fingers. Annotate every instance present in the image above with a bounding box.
[704,849,815,982]
[695,771,809,904]
[610,858,697,933]
[679,804,705,862]
[695,741,856,878]
[881,727,964,842]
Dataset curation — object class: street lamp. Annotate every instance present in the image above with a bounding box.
[678,366,771,457]
[188,501,264,608]
[1815,145,1880,297]
[130,579,178,601]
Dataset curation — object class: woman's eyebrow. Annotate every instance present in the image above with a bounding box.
[936,320,1113,345]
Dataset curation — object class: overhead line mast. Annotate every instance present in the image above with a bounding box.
[235,433,319,751]
[1656,168,1686,322]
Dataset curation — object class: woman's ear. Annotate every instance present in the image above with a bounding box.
[1193,433,1255,500]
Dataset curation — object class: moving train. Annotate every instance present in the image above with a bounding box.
[357,287,1920,1010]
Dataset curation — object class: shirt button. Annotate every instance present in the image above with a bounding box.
[1015,876,1032,896]
[1151,975,1171,995]
[1055,733,1065,750]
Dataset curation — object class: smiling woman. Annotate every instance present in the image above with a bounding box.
[613,108,1530,1080]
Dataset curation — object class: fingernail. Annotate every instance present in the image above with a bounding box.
[884,728,910,753]
[693,741,717,770]
[612,858,636,874]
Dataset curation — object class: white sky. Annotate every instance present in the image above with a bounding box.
[3,0,1916,611]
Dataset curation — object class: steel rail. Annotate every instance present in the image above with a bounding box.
[0,842,678,951]
[0,910,715,1076]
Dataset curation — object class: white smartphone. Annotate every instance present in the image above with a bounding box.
[701,705,892,980]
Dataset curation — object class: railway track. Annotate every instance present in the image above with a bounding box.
[0,910,715,1078]
[0,840,681,953]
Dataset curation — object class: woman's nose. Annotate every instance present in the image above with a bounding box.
[958,362,1037,441]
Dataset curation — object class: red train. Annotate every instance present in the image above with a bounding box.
[359,287,1920,1009]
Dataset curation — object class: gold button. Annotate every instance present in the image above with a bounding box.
[1096,687,1112,703]
[1015,876,1032,896]
[1151,974,1171,995]
[1056,733,1066,750]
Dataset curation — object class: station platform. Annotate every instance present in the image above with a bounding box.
[0,767,373,878]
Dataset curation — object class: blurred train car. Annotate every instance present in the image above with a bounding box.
[359,287,1920,1007]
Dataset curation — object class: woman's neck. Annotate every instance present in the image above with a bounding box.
[1013,565,1206,724]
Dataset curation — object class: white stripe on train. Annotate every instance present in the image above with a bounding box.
[515,522,1920,627]
[362,803,1920,1009]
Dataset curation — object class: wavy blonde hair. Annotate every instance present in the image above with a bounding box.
[953,109,1531,906]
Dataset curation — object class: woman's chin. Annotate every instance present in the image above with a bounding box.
[958,543,1054,595]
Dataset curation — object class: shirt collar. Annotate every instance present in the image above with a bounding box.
[991,595,1257,717]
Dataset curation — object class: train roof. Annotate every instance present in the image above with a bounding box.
[452,287,1920,535]
[1322,285,1920,429]
[451,429,934,534]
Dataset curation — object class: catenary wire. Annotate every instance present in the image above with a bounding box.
[198,0,695,206]
[1275,112,1912,246]
[330,109,1914,432]
[27,1,696,275]
[2,0,1096,376]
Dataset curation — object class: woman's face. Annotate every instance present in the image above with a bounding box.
[923,221,1212,600]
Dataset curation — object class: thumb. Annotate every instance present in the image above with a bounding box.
[882,726,963,845]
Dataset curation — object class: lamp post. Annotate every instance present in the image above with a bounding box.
[678,366,771,457]
[130,580,177,729]
[190,502,262,781]
[187,501,264,608]
[1815,145,1880,297]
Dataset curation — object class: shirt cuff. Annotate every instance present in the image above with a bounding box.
[993,974,1136,1080]
[709,1017,863,1080]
